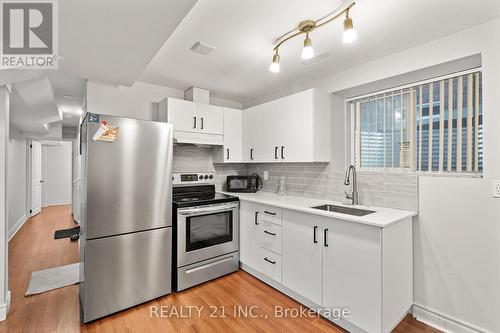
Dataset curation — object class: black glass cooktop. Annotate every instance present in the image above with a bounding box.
[173,185,239,208]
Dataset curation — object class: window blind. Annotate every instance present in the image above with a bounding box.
[352,70,483,174]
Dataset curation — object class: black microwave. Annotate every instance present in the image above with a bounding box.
[226,175,261,193]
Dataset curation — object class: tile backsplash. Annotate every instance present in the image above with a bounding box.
[173,145,418,211]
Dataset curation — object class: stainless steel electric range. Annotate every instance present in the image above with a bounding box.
[172,173,240,291]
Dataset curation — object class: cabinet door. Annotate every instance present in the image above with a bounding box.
[277,89,313,162]
[282,210,323,305]
[167,98,197,132]
[242,107,260,162]
[322,220,382,333]
[223,108,242,162]
[239,201,262,270]
[197,103,224,135]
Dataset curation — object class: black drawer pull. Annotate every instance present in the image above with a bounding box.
[281,146,285,159]
[250,148,254,160]
[274,146,278,159]
[324,228,328,247]
[264,211,276,216]
[264,230,276,236]
[226,148,230,160]
[264,257,276,265]
[313,226,318,244]
[193,116,197,129]
[200,117,204,129]
[254,211,259,225]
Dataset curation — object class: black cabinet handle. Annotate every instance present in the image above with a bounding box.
[250,148,254,160]
[281,146,285,159]
[200,117,204,129]
[226,148,230,160]
[264,211,276,216]
[193,117,197,129]
[313,226,318,244]
[274,146,278,159]
[324,228,328,247]
[264,257,276,265]
[264,230,276,236]
[254,211,259,225]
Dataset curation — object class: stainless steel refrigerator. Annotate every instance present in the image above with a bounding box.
[79,113,173,323]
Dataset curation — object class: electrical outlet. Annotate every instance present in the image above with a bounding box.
[263,171,269,181]
[493,180,500,198]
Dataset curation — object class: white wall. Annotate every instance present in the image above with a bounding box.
[44,141,72,206]
[87,81,243,121]
[6,128,26,239]
[302,19,500,333]
[0,86,10,320]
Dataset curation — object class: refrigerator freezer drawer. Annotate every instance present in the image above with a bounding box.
[82,227,172,323]
[177,252,239,291]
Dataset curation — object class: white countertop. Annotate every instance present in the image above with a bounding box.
[219,191,417,228]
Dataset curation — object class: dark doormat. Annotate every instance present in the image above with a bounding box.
[54,226,80,240]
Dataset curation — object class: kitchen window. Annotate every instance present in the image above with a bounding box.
[351,70,483,175]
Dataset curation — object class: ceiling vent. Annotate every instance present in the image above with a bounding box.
[190,41,216,55]
[301,52,332,65]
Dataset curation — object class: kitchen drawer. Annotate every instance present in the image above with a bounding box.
[260,248,281,283]
[261,221,282,254]
[259,205,282,225]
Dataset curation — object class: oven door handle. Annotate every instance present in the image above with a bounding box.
[178,204,238,216]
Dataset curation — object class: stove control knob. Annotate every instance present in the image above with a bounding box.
[209,175,213,179]
[204,175,209,179]
[198,175,203,180]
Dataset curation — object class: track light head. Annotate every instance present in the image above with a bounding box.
[301,33,314,60]
[269,50,280,73]
[343,11,357,44]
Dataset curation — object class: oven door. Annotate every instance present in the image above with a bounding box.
[177,202,239,267]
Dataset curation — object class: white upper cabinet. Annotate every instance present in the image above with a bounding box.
[197,103,223,135]
[159,98,197,132]
[242,88,331,163]
[213,108,242,163]
[157,97,224,143]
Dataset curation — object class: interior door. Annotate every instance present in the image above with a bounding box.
[30,141,42,216]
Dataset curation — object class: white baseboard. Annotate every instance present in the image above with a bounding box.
[413,304,489,333]
[0,291,11,321]
[44,201,72,207]
[8,214,27,241]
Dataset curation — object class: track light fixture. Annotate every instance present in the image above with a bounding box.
[269,1,357,72]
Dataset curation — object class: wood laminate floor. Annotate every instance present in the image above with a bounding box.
[0,205,441,333]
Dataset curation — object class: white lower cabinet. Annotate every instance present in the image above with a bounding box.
[240,202,413,333]
[282,210,322,305]
[239,201,282,283]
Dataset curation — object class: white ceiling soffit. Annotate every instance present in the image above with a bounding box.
[140,0,500,104]
[10,76,62,137]
[47,71,86,127]
[59,0,198,86]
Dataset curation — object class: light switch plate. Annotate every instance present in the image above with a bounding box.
[492,180,500,198]
[263,171,269,181]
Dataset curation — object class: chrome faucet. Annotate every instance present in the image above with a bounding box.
[344,165,359,205]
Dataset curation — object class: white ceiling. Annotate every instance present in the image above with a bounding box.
[140,0,500,104]
[57,0,197,86]
[10,72,86,138]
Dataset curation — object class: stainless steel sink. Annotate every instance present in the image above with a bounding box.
[311,204,375,217]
